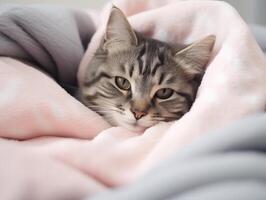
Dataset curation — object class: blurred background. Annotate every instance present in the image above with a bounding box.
[0,0,266,26]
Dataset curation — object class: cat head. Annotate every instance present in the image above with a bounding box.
[80,6,215,131]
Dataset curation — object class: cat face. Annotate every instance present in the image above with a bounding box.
[79,6,215,131]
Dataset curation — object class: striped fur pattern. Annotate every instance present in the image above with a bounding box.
[79,7,215,131]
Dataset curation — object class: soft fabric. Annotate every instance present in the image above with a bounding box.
[250,24,266,53]
[0,138,105,200]
[0,4,95,87]
[89,114,266,200]
[0,0,266,199]
[0,5,110,139]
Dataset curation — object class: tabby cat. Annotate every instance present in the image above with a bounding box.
[79,6,215,132]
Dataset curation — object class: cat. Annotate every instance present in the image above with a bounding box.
[78,6,215,132]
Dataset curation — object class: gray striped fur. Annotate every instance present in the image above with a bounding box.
[78,6,215,131]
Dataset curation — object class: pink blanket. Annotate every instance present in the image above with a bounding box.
[1,0,266,199]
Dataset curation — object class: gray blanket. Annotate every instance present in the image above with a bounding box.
[90,114,266,200]
[0,5,266,200]
[0,4,95,94]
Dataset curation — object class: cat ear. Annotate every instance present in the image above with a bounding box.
[175,35,216,79]
[103,6,138,53]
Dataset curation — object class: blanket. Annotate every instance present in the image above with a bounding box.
[90,113,266,200]
[0,0,266,199]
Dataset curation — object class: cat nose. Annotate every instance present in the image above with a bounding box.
[130,109,147,120]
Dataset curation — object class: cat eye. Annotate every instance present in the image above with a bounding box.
[155,88,174,99]
[115,76,131,90]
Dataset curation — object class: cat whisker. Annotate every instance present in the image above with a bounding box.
[86,105,121,112]
[93,108,124,115]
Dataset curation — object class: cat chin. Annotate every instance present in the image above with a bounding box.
[111,112,156,132]
[114,117,148,132]
[120,123,147,133]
